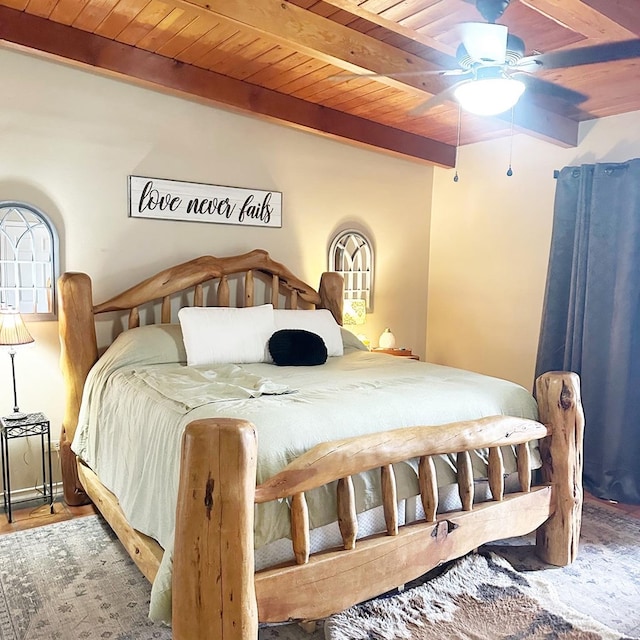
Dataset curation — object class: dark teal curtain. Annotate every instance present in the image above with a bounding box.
[536,159,640,504]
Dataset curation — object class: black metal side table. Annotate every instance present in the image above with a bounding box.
[0,412,54,523]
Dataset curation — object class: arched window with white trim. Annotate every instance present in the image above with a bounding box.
[329,229,374,311]
[0,202,59,319]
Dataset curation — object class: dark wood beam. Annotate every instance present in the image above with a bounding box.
[508,99,580,148]
[0,5,456,167]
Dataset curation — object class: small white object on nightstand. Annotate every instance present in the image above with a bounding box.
[378,328,396,349]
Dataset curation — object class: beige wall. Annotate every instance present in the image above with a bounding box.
[427,109,640,390]
[0,48,432,493]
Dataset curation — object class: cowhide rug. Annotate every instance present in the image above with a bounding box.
[324,551,634,640]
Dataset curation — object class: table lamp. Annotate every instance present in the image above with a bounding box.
[378,327,396,349]
[0,308,34,420]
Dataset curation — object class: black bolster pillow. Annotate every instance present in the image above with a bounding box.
[268,329,328,366]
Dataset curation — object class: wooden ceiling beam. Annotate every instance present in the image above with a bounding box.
[519,0,636,41]
[579,0,640,37]
[180,0,446,97]
[0,5,456,166]
[313,0,457,57]
[506,100,579,147]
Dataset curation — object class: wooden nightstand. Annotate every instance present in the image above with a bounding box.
[372,348,419,360]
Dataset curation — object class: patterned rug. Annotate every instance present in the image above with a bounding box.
[0,501,637,639]
[0,515,169,640]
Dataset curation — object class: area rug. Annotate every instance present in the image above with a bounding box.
[0,515,171,640]
[324,551,630,640]
[0,500,638,640]
[485,500,640,637]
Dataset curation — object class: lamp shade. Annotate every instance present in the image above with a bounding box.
[454,77,525,116]
[342,299,366,326]
[0,309,34,346]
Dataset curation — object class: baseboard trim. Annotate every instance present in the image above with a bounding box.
[2,482,63,506]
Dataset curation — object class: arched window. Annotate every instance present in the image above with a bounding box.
[0,202,59,319]
[329,229,374,311]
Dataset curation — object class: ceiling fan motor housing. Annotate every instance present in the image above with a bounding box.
[505,34,525,63]
[457,33,525,68]
[476,0,511,23]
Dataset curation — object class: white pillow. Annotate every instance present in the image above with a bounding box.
[178,304,276,365]
[273,309,344,357]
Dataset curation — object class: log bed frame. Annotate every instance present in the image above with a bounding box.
[57,249,584,640]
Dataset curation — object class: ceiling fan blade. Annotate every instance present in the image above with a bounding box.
[510,72,588,105]
[408,82,468,117]
[521,38,640,70]
[460,22,508,62]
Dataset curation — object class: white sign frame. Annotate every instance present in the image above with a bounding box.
[128,176,282,228]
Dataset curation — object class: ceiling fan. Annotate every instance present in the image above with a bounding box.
[354,0,640,117]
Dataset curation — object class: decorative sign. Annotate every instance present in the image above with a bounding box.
[128,176,282,228]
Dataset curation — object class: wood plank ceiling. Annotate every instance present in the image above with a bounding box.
[1,0,639,166]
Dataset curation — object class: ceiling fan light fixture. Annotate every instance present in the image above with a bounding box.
[454,77,525,116]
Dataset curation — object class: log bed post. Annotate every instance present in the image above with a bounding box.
[318,272,344,325]
[534,371,584,566]
[57,273,99,506]
[173,418,258,640]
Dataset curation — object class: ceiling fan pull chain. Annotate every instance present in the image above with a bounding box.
[454,104,462,183]
[506,106,515,177]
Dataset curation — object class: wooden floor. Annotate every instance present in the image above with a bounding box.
[0,496,97,534]
[0,491,638,536]
[593,493,640,518]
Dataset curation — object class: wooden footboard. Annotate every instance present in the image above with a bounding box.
[169,370,582,639]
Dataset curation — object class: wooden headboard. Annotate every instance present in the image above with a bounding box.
[57,249,344,505]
